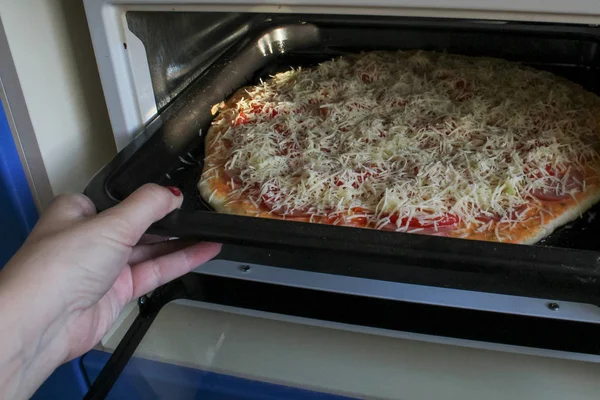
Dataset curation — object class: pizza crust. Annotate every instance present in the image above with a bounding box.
[521,186,600,245]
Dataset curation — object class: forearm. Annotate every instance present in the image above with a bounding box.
[0,262,68,400]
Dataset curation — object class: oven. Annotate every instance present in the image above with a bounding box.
[81,2,600,398]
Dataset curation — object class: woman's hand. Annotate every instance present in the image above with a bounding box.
[0,184,221,399]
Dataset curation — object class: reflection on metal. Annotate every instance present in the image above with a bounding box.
[258,27,291,56]
[126,12,256,113]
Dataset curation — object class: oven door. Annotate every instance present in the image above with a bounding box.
[81,244,600,400]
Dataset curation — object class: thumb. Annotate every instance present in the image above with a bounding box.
[97,184,183,246]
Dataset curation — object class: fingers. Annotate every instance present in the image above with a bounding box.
[128,239,197,265]
[97,184,183,246]
[130,242,222,298]
[29,194,97,240]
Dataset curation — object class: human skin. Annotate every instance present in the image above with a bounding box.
[0,184,221,399]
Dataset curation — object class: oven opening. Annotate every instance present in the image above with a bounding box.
[85,12,600,305]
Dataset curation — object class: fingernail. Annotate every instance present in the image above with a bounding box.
[166,186,182,196]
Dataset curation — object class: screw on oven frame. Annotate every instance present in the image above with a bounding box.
[239,265,251,272]
[547,302,560,311]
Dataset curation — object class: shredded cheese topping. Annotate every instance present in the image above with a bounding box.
[204,51,600,233]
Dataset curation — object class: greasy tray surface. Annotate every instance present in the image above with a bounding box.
[85,15,600,304]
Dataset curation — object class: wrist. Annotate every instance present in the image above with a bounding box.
[0,265,70,399]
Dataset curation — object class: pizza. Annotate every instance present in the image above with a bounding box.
[198,50,600,244]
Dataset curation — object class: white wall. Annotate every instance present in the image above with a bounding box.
[0,0,116,205]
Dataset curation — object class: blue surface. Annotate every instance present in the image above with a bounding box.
[0,100,37,267]
[32,360,89,400]
[83,350,354,400]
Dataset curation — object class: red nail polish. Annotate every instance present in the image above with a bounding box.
[166,186,182,196]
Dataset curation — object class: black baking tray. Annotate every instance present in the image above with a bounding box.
[86,14,600,305]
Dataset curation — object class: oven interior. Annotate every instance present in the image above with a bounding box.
[85,12,600,305]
